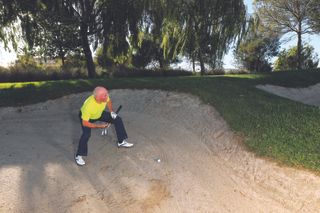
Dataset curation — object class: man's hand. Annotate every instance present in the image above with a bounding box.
[99,123,110,128]
[111,111,117,119]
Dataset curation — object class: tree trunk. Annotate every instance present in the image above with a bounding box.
[192,54,195,72]
[157,49,165,69]
[297,22,302,70]
[80,22,95,78]
[59,45,65,66]
[61,54,65,66]
[255,55,262,72]
[159,57,164,69]
[198,49,205,75]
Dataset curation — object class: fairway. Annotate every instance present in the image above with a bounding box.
[1,89,320,212]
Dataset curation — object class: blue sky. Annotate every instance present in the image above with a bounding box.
[223,0,320,68]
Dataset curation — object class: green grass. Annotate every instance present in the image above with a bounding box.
[1,71,320,172]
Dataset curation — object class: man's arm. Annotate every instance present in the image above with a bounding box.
[82,120,109,128]
[106,97,118,119]
[106,97,113,112]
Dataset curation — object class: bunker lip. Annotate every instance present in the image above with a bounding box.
[1,89,320,212]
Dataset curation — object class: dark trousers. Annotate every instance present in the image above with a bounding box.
[76,111,128,156]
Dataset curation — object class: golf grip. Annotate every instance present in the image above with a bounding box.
[115,105,122,114]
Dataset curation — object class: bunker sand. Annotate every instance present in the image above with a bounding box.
[257,83,320,107]
[1,89,320,212]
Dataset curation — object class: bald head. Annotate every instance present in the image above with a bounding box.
[93,86,108,103]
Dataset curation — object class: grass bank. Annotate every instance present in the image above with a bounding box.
[1,71,320,172]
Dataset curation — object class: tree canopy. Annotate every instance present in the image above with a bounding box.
[255,0,316,70]
[308,0,320,32]
[234,16,280,72]
[1,0,248,76]
[175,0,247,74]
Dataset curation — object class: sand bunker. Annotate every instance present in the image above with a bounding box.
[1,89,320,212]
[257,83,320,107]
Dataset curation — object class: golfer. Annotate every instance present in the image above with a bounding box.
[75,86,133,166]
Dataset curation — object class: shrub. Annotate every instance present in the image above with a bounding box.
[111,66,192,78]
[0,63,88,83]
[274,45,319,71]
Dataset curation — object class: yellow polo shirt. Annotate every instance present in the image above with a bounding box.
[80,95,110,121]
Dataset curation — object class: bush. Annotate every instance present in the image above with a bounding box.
[0,52,92,82]
[205,69,226,75]
[110,66,192,78]
[274,45,319,71]
[61,55,86,70]
[0,64,88,83]
[205,68,250,75]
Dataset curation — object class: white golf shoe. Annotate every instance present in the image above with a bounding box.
[75,155,85,166]
[118,140,134,148]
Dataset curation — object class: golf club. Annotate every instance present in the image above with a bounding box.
[101,105,122,136]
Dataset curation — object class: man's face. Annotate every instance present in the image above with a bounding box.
[97,91,108,103]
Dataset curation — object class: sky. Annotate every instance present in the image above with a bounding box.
[0,0,319,69]
[0,43,17,67]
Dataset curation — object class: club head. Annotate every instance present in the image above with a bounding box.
[101,128,108,136]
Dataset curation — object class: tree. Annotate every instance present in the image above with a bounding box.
[256,0,315,70]
[0,0,18,49]
[235,37,279,72]
[234,17,280,72]
[1,0,247,76]
[62,0,101,78]
[308,0,320,32]
[38,19,81,66]
[97,0,183,69]
[0,0,41,51]
[0,1,82,67]
[131,36,157,68]
[274,44,319,71]
[20,0,143,77]
[139,0,177,69]
[28,1,81,66]
[176,0,247,75]
[98,0,144,68]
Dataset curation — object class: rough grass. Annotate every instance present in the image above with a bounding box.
[1,71,320,171]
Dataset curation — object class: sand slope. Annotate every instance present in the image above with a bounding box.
[1,89,320,213]
[257,83,320,107]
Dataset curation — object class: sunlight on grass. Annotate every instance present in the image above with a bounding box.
[224,73,266,79]
[0,81,46,89]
